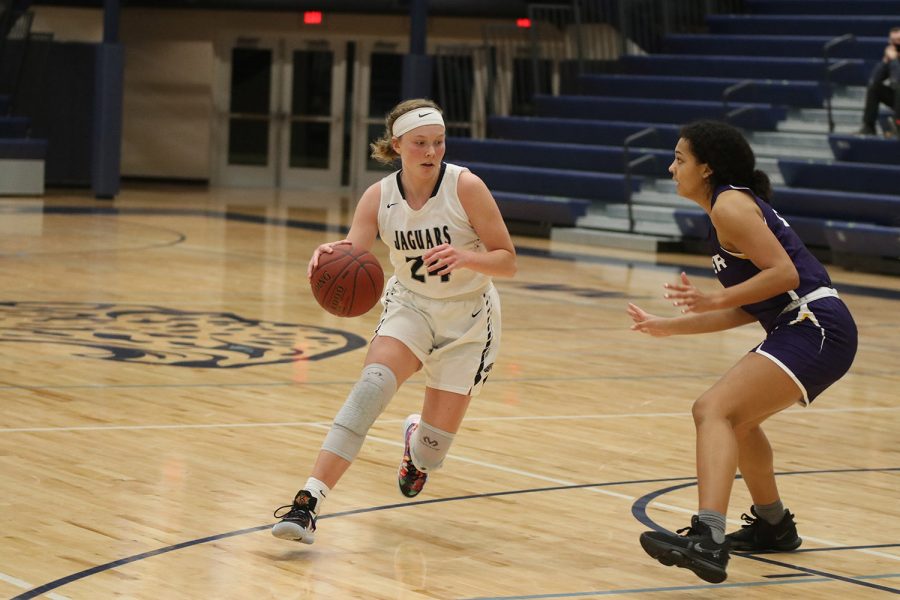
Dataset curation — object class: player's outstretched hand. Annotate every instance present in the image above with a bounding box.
[627,303,672,337]
[308,239,351,279]
[663,272,720,314]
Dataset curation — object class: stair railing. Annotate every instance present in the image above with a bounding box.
[823,33,855,133]
[623,126,659,234]
[721,79,756,124]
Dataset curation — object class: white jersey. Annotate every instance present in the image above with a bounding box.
[377,162,490,299]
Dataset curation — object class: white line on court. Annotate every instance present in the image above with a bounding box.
[1,405,898,434]
[0,571,71,599]
[306,423,900,564]
[2,412,897,565]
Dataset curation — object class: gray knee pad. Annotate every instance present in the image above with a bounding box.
[409,420,455,472]
[321,363,397,462]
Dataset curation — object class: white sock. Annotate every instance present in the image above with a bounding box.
[304,477,330,514]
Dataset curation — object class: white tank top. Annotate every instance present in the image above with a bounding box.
[377,162,490,299]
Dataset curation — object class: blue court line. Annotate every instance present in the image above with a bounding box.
[632,467,900,595]
[740,554,900,594]
[788,542,900,553]
[9,475,696,600]
[7,204,900,301]
[11,468,899,599]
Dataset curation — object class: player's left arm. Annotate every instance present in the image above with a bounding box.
[666,190,799,313]
[423,171,517,278]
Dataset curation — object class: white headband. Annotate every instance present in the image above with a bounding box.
[392,109,445,137]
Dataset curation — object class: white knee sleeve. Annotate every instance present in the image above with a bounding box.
[321,363,397,462]
[409,420,455,472]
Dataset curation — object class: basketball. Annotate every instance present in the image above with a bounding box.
[310,245,384,317]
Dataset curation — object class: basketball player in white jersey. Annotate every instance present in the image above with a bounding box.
[272,99,517,544]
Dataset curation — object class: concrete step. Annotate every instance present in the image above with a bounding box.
[777,119,859,134]
[832,85,867,104]
[632,188,692,208]
[576,213,630,229]
[790,107,864,124]
[756,157,784,183]
[750,143,834,160]
[578,203,689,237]
[605,203,677,222]
[746,130,830,148]
[551,226,683,252]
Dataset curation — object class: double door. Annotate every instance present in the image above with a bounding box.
[213,37,418,191]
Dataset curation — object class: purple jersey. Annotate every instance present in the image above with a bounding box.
[709,185,832,332]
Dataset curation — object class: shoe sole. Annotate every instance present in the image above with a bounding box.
[640,534,727,584]
[272,522,315,544]
[728,536,802,553]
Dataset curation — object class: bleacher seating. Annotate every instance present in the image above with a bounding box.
[778,159,900,196]
[824,222,900,272]
[577,74,824,108]
[491,191,590,228]
[465,0,899,271]
[770,187,900,227]
[455,160,637,204]
[706,14,898,37]
[620,54,870,86]
[828,134,900,165]
[746,0,900,15]
[487,116,680,149]
[663,34,886,60]
[449,137,669,176]
[535,95,786,131]
[453,159,618,229]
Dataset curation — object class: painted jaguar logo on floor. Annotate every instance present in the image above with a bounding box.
[0,301,365,368]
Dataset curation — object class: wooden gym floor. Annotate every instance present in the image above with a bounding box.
[1,185,898,599]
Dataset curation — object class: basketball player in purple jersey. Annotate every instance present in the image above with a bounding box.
[628,120,857,583]
[271,99,516,545]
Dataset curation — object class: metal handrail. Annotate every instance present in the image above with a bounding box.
[623,127,659,234]
[725,105,756,123]
[722,79,755,121]
[823,33,855,133]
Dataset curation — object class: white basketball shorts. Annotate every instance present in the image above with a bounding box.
[374,276,501,397]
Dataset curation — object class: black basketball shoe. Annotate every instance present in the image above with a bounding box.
[639,516,730,584]
[726,506,802,552]
[272,490,318,544]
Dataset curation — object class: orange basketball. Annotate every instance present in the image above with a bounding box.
[310,245,384,317]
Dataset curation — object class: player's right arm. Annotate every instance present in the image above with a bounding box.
[627,303,755,337]
[307,183,382,279]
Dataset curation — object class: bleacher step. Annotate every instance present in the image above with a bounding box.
[747,130,831,148]
[777,120,860,134]
[579,203,692,238]
[551,227,683,252]
[750,144,833,161]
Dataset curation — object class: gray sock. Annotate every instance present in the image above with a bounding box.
[698,509,726,544]
[754,499,786,526]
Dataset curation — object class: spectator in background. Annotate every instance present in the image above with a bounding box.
[859,26,900,137]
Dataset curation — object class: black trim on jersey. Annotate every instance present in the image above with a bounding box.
[471,292,493,392]
[395,162,447,202]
